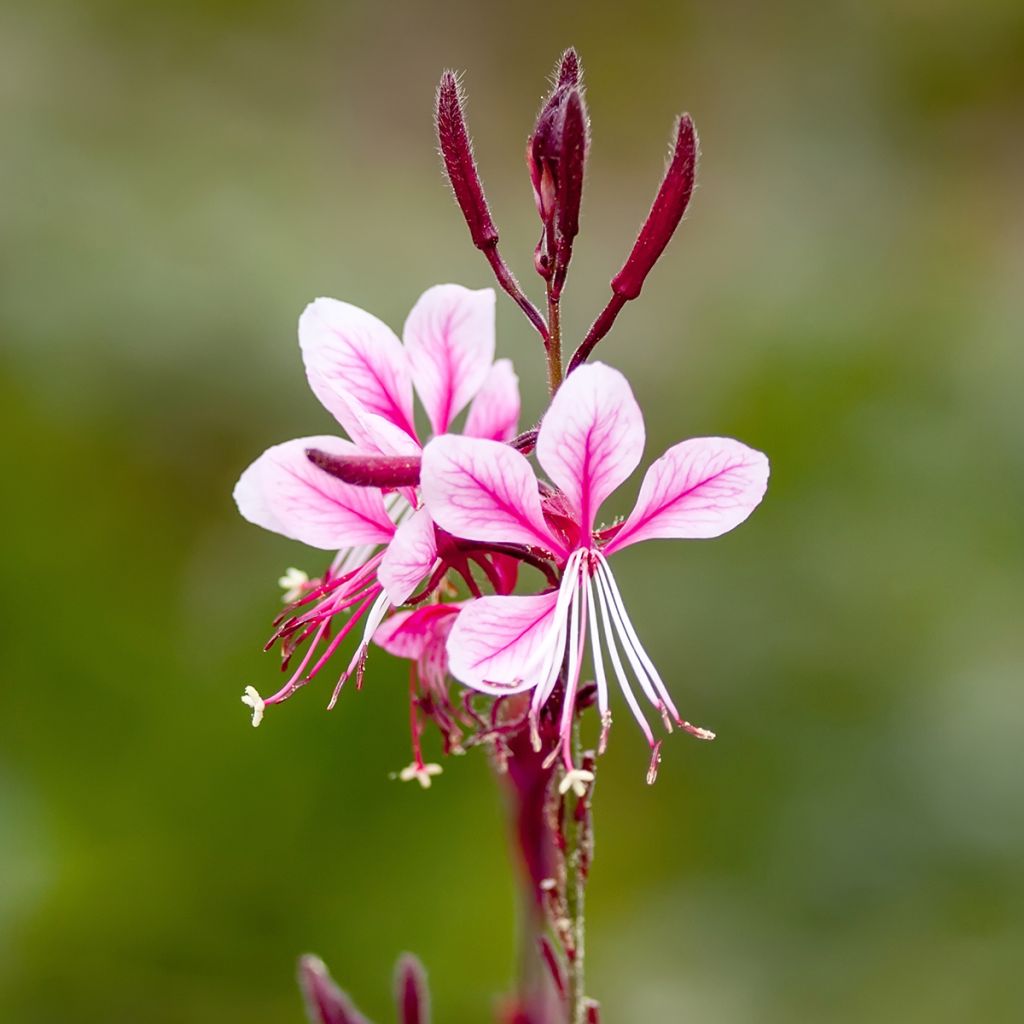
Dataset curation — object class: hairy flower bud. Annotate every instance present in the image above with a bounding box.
[306,449,421,489]
[611,114,698,300]
[394,955,430,1024]
[435,71,497,251]
[298,956,371,1024]
[527,51,589,291]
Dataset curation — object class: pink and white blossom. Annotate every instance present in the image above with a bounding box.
[233,284,520,722]
[420,363,769,780]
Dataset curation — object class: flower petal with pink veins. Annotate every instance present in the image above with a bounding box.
[233,436,396,550]
[373,604,459,659]
[604,436,770,553]
[323,386,422,457]
[378,508,440,605]
[404,284,496,435]
[446,592,560,693]
[420,436,566,556]
[464,358,520,442]
[537,362,645,534]
[299,297,418,442]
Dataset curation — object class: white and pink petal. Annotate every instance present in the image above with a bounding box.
[536,363,645,534]
[605,436,769,553]
[420,436,565,555]
[464,358,520,442]
[446,592,560,694]
[378,508,440,606]
[233,436,396,550]
[373,604,459,660]
[404,284,496,436]
[299,297,418,443]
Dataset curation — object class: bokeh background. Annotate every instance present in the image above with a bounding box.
[3,1,1023,1021]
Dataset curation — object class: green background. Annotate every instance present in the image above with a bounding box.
[3,1,1023,1021]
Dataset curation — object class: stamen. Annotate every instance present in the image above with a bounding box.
[278,567,309,603]
[241,685,265,727]
[584,574,610,722]
[593,559,660,709]
[559,768,595,798]
[591,564,655,747]
[597,555,715,741]
[558,559,586,768]
[646,740,663,785]
[397,762,443,788]
[327,589,391,708]
[597,555,681,720]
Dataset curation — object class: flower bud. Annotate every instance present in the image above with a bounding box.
[435,71,498,252]
[297,955,371,1024]
[527,51,589,290]
[611,114,698,300]
[306,449,421,489]
[394,954,430,1024]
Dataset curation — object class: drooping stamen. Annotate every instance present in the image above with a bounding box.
[327,588,391,708]
[584,573,612,754]
[558,558,587,771]
[263,617,331,707]
[646,740,663,785]
[596,554,714,740]
[590,559,656,748]
[593,561,661,711]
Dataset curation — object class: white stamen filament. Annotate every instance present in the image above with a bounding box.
[593,559,662,710]
[558,560,587,768]
[596,553,682,723]
[591,562,655,747]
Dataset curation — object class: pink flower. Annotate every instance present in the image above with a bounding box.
[420,363,769,782]
[233,284,520,721]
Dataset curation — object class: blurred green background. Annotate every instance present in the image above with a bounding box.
[3,1,1023,1021]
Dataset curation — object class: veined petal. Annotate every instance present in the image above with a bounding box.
[322,386,422,457]
[404,284,496,435]
[605,436,769,553]
[233,436,395,550]
[464,358,520,442]
[299,297,418,442]
[378,508,439,605]
[537,362,645,534]
[446,591,560,694]
[373,604,458,659]
[420,436,565,555]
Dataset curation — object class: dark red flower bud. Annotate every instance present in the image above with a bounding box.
[566,114,699,374]
[306,449,421,489]
[556,47,580,88]
[435,70,550,344]
[611,114,698,300]
[394,954,430,1024]
[527,51,589,291]
[435,71,498,252]
[297,955,373,1024]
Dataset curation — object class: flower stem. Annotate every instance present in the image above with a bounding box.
[547,285,563,395]
[564,727,592,1024]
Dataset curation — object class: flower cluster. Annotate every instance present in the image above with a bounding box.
[234,49,769,789]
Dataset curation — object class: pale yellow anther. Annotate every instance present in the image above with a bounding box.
[241,685,265,727]
[397,762,443,789]
[278,567,309,603]
[558,768,595,798]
